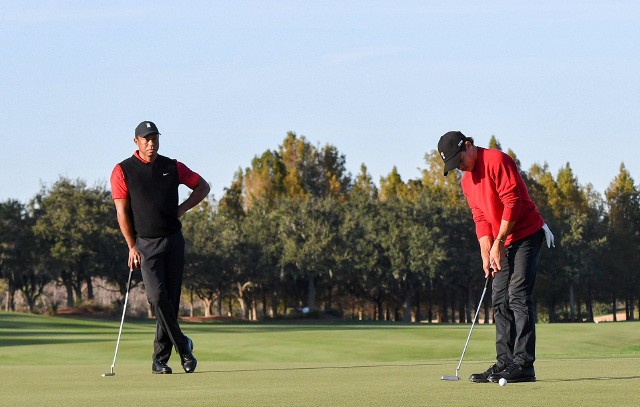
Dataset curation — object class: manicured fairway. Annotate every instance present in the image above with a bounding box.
[1,312,638,406]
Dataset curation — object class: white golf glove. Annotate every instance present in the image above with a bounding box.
[542,223,555,248]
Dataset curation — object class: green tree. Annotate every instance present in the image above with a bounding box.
[378,169,453,322]
[377,198,412,321]
[32,178,109,307]
[17,240,52,313]
[182,198,227,317]
[555,164,590,320]
[92,185,133,302]
[239,133,352,315]
[243,198,285,318]
[421,151,478,323]
[379,166,408,202]
[406,188,447,322]
[488,135,502,150]
[0,200,23,310]
[605,163,640,320]
[340,166,385,319]
[278,196,341,311]
[353,163,378,200]
[243,151,286,209]
[1,201,33,310]
[526,163,564,321]
[580,185,608,322]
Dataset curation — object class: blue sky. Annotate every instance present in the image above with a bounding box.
[1,1,639,203]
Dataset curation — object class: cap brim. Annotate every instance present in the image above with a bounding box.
[442,151,461,176]
[136,131,160,138]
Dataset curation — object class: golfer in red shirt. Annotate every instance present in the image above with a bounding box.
[438,131,554,384]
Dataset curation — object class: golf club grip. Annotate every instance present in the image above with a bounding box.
[126,268,134,291]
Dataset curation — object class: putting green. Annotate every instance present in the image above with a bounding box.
[1,313,638,406]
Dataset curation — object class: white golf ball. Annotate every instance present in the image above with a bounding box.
[499,378,507,386]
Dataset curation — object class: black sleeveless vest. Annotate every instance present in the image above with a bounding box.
[119,154,180,238]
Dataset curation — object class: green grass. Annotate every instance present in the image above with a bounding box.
[1,312,639,406]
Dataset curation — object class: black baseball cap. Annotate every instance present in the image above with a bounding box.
[135,121,160,138]
[438,131,467,176]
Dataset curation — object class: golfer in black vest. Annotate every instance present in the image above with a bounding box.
[110,121,210,374]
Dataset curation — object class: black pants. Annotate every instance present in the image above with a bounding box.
[137,231,189,363]
[492,228,544,368]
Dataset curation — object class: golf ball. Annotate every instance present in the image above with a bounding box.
[499,378,507,386]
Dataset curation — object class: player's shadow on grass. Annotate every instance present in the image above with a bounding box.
[194,365,640,382]
[539,376,640,383]
[196,361,448,374]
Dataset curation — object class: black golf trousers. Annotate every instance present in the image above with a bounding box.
[137,231,189,363]
[492,228,544,368]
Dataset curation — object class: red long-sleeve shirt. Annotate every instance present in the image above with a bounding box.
[461,147,544,245]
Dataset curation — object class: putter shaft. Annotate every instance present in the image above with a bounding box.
[442,276,490,381]
[102,269,134,377]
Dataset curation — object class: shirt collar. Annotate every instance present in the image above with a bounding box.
[134,150,151,164]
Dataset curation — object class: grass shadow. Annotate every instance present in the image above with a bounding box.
[539,375,640,383]
[0,338,109,347]
[195,361,449,374]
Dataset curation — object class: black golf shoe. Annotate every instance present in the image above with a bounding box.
[488,363,536,383]
[152,360,172,374]
[181,336,197,373]
[469,364,503,383]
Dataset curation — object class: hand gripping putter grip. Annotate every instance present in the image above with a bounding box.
[102,264,135,377]
[441,276,490,381]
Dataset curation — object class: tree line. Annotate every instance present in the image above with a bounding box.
[1,132,639,322]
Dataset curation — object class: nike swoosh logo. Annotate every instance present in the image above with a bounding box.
[163,173,169,176]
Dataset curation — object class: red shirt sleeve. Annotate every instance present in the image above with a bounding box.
[177,161,201,189]
[472,210,494,240]
[491,155,522,222]
[110,164,128,199]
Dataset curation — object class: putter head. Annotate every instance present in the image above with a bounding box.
[441,375,460,381]
[101,372,115,377]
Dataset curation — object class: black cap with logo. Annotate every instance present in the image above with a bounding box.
[135,121,160,138]
[438,131,467,176]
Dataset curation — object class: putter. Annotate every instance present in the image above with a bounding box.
[441,275,490,381]
[102,263,135,377]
